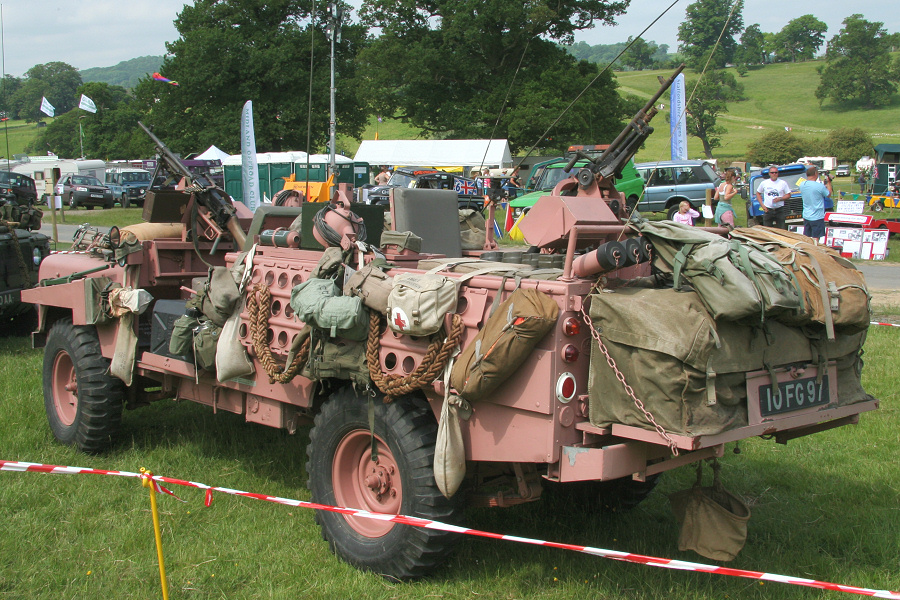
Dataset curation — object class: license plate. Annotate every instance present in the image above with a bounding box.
[0,289,21,307]
[759,375,830,416]
[90,193,103,198]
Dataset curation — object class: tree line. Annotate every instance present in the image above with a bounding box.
[0,0,897,163]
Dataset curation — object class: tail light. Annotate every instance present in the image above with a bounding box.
[562,344,579,363]
[563,317,580,336]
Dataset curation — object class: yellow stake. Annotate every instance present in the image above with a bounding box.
[141,468,170,600]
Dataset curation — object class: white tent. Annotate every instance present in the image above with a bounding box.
[195,145,230,161]
[353,139,512,168]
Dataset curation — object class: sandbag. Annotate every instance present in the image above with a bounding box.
[729,226,870,336]
[451,288,559,401]
[216,304,255,382]
[434,383,472,499]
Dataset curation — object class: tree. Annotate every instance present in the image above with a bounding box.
[676,0,744,70]
[682,70,743,158]
[734,24,766,71]
[9,62,82,123]
[135,0,371,156]
[358,0,632,153]
[815,15,900,109]
[621,37,655,70]
[746,130,808,165]
[773,15,827,62]
[0,75,22,120]
[27,82,138,159]
[820,127,874,163]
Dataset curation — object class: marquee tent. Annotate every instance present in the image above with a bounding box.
[353,139,512,168]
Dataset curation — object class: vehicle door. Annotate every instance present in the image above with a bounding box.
[638,166,673,211]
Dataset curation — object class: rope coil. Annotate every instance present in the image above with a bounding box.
[246,284,310,383]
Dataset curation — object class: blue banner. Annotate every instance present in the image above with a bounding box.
[670,74,687,161]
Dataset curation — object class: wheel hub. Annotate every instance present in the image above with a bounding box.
[364,462,395,498]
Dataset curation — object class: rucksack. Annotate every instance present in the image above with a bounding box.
[729,226,870,338]
[630,219,803,323]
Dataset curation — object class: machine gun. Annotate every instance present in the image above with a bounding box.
[565,64,686,192]
[138,122,246,248]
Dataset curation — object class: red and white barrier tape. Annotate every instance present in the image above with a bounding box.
[870,321,900,328]
[1,459,897,598]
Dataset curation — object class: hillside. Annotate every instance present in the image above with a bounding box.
[80,56,164,89]
[617,58,900,164]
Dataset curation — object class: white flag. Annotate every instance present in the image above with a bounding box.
[78,94,97,113]
[240,100,260,212]
[39,96,55,117]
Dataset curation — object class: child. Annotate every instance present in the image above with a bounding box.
[714,169,738,229]
[672,200,699,225]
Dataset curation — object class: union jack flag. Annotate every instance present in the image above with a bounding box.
[457,179,477,195]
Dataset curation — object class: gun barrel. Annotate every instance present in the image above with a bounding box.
[138,121,192,180]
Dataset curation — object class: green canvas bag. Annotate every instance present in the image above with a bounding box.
[290,277,369,340]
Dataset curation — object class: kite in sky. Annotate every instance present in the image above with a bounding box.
[152,72,179,86]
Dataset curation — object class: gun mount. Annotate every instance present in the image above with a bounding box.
[565,64,685,196]
[139,122,247,249]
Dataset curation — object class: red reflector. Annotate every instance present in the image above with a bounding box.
[563,317,580,336]
[563,345,579,363]
[561,377,576,399]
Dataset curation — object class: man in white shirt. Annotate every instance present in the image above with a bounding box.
[755,166,792,230]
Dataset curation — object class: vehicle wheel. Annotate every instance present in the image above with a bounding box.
[873,201,884,212]
[43,319,124,453]
[307,388,461,579]
[666,204,683,221]
[626,195,639,214]
[122,194,130,209]
[104,197,114,209]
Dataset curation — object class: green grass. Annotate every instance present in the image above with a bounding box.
[617,58,900,164]
[59,207,147,230]
[0,119,50,159]
[0,320,897,598]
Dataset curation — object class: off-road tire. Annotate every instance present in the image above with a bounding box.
[626,194,639,215]
[122,194,130,209]
[306,388,461,579]
[43,319,124,454]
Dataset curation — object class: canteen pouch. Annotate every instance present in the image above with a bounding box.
[169,314,196,357]
[669,463,750,561]
[451,288,559,401]
[343,262,393,314]
[192,320,221,371]
[303,334,370,387]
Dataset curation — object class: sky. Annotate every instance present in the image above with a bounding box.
[0,0,896,78]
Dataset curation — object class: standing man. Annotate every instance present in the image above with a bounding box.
[374,165,391,185]
[756,166,792,229]
[799,165,832,240]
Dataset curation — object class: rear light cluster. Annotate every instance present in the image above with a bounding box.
[556,373,576,403]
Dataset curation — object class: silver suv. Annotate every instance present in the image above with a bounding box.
[634,160,721,219]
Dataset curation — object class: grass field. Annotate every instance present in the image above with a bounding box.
[0,322,897,599]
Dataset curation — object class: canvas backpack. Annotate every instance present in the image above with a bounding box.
[630,219,802,323]
[729,226,870,338]
[450,287,559,401]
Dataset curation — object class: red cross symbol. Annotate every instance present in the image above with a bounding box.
[393,311,407,330]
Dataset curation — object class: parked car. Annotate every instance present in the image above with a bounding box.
[367,167,483,210]
[56,174,115,209]
[0,171,39,205]
[508,157,645,222]
[633,160,721,219]
[105,167,151,208]
[835,165,851,177]
[746,163,833,225]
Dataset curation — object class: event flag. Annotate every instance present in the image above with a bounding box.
[669,74,687,161]
[39,97,55,117]
[78,94,97,113]
[240,100,261,212]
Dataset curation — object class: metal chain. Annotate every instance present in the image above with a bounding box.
[580,288,680,456]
